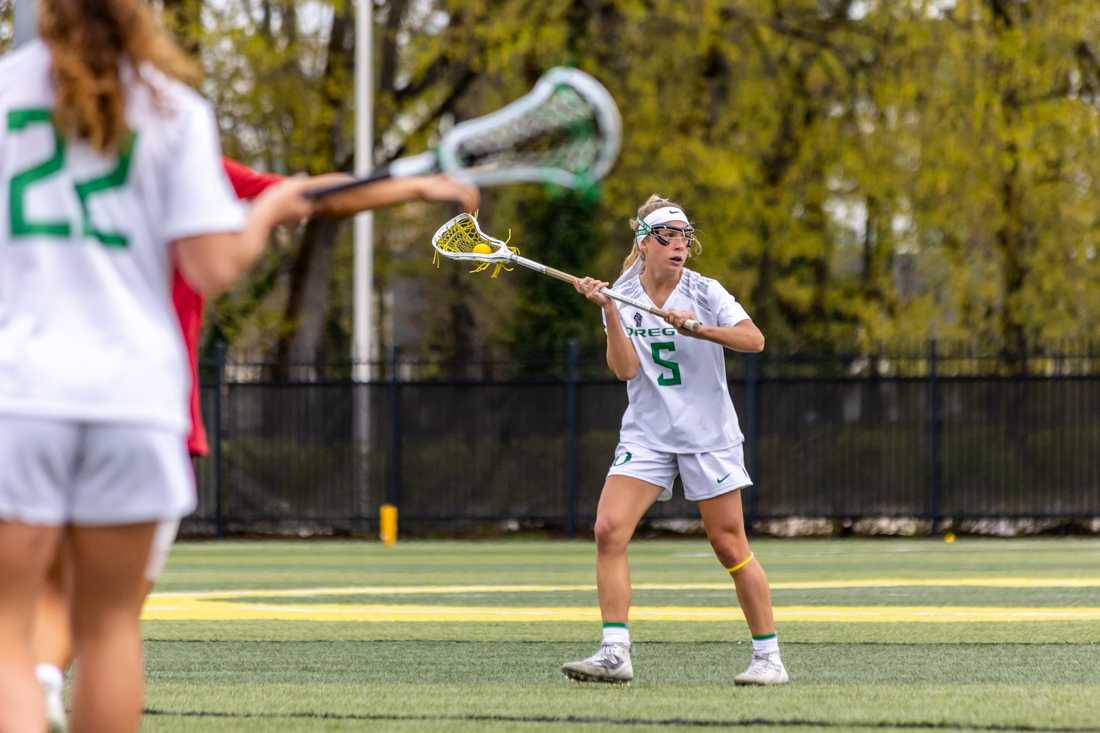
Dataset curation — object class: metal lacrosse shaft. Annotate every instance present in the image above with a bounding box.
[507,254,701,332]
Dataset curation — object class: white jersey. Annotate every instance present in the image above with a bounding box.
[0,41,245,432]
[604,268,751,453]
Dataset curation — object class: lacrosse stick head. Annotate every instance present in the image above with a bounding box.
[431,213,518,278]
[437,67,622,190]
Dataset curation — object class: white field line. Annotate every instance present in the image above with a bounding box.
[140,600,1100,623]
[150,576,1100,601]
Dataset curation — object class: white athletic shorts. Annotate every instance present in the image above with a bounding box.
[0,416,195,526]
[145,518,181,581]
[606,442,752,502]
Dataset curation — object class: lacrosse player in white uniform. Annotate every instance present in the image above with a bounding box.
[560,195,788,686]
[0,1,318,730]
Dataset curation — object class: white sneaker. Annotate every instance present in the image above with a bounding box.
[734,651,789,686]
[561,642,634,683]
[43,682,67,732]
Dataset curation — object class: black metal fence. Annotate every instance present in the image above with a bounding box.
[183,343,1100,537]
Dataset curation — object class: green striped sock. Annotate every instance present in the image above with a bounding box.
[602,622,629,645]
[752,632,779,654]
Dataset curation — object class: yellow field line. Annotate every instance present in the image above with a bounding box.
[141,599,1100,623]
[144,577,1100,623]
[151,577,1100,601]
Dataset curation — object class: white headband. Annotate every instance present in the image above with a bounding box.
[617,206,693,286]
[635,206,690,243]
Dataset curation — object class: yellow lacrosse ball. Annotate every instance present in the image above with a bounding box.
[472,243,493,254]
[944,532,956,543]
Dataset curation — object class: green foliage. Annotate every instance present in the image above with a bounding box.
[0,5,13,54]
[169,2,1100,359]
[499,187,606,363]
[11,1,1100,360]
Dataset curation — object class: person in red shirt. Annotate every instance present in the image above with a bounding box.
[178,160,479,458]
[32,159,479,729]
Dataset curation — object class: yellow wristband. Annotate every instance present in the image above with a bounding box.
[726,552,755,574]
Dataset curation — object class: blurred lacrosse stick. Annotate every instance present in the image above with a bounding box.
[308,67,621,199]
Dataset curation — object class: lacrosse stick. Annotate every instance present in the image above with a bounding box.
[431,213,701,332]
[307,67,621,199]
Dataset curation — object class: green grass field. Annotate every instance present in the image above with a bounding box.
[137,537,1100,732]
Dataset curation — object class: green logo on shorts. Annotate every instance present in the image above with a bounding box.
[613,451,633,467]
[716,472,731,484]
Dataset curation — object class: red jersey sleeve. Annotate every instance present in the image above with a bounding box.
[173,269,209,457]
[176,159,282,456]
[222,158,285,200]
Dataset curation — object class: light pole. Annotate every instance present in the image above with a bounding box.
[353,0,374,380]
[352,0,376,532]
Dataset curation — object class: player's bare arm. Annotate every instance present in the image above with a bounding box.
[664,310,765,353]
[576,276,640,380]
[314,174,479,218]
[175,178,317,296]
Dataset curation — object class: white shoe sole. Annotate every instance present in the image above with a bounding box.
[46,711,67,733]
[734,674,789,686]
[45,693,67,732]
[560,665,633,684]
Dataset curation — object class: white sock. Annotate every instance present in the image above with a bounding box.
[602,624,630,646]
[751,633,779,655]
[35,663,64,692]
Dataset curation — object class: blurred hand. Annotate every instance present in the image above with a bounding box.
[574,277,611,307]
[419,175,480,212]
[256,175,319,225]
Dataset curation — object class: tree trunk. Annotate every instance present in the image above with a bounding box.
[272,7,353,373]
[997,138,1029,369]
[274,217,346,377]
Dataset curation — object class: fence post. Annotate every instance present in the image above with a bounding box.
[387,346,401,508]
[744,352,762,531]
[565,338,580,537]
[212,340,226,539]
[927,339,942,535]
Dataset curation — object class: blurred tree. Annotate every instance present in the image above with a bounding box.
[0,4,13,54]
[45,0,1095,368]
[500,187,605,370]
[903,0,1100,355]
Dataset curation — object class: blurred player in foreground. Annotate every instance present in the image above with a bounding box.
[0,0,317,728]
[562,195,787,686]
[31,157,476,730]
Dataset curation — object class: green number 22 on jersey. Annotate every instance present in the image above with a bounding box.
[7,107,136,247]
[650,341,682,386]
